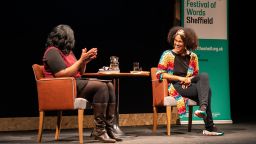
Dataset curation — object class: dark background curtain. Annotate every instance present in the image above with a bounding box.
[1,0,254,123]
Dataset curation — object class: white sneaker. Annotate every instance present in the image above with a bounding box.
[203,130,224,136]
[194,110,206,118]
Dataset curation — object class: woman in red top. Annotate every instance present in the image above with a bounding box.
[43,24,121,143]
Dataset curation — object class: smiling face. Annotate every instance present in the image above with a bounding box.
[173,34,185,54]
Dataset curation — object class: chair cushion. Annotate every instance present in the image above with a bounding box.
[74,98,88,109]
[164,96,197,106]
[164,96,177,106]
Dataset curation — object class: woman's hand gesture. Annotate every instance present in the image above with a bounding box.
[80,48,98,63]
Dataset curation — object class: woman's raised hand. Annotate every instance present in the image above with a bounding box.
[80,48,98,63]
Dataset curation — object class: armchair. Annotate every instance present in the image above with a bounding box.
[32,64,87,144]
[150,67,198,136]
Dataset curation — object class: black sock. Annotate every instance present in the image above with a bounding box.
[206,124,215,131]
[200,104,207,111]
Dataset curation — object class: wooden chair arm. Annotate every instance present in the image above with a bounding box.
[36,77,77,110]
[151,79,168,106]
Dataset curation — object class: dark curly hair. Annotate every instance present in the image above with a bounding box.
[45,24,75,54]
[167,26,198,50]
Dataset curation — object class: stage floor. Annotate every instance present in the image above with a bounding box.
[1,122,256,144]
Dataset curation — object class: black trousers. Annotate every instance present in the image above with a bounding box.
[173,73,214,129]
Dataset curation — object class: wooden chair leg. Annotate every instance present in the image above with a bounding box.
[55,111,62,140]
[188,106,193,132]
[38,111,44,143]
[166,106,171,136]
[153,106,158,133]
[78,109,84,144]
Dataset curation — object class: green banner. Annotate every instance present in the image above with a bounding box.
[181,0,231,123]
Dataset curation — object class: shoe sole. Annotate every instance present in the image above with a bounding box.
[194,111,206,118]
[203,130,224,136]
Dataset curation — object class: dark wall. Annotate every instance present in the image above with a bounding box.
[2,0,254,123]
[1,0,174,117]
[229,2,255,123]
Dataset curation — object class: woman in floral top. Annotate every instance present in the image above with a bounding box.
[156,26,224,136]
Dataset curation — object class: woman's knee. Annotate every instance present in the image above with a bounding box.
[93,82,109,102]
[99,82,109,93]
[89,81,109,94]
[106,82,114,90]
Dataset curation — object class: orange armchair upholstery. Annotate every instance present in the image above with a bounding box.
[151,67,198,136]
[32,64,87,144]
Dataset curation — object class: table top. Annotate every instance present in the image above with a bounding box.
[83,71,150,77]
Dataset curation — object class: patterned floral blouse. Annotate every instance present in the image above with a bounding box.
[156,50,199,118]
